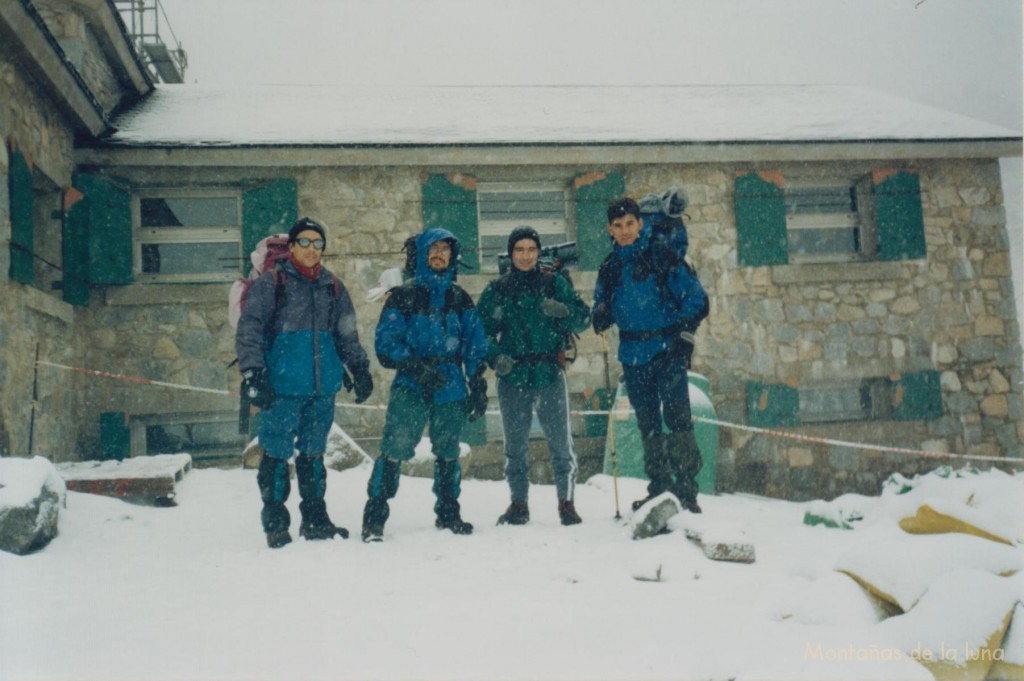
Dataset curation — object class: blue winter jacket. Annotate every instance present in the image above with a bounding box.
[592,223,707,367]
[236,260,369,396]
[375,228,488,404]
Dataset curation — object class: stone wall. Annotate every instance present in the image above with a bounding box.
[0,50,86,462]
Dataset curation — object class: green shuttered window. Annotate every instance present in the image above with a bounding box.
[747,371,942,427]
[420,171,624,273]
[241,179,298,263]
[8,144,34,285]
[735,172,788,267]
[734,168,925,266]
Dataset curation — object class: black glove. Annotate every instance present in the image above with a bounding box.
[540,298,569,319]
[402,360,447,398]
[670,327,697,369]
[592,303,613,335]
[352,367,373,404]
[466,373,488,422]
[241,368,274,409]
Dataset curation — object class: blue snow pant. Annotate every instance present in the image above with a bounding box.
[368,383,467,519]
[256,394,336,534]
[259,394,336,461]
[497,370,578,503]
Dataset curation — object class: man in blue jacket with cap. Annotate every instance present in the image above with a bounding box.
[236,217,373,548]
[592,198,709,514]
[362,228,489,542]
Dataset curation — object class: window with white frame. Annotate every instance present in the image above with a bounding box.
[476,182,570,273]
[131,412,246,462]
[785,176,874,263]
[782,174,872,261]
[135,190,242,282]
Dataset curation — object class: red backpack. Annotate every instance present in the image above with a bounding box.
[228,234,292,330]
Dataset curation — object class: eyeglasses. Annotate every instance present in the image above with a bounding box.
[295,238,325,250]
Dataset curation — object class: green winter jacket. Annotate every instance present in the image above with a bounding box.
[477,267,591,388]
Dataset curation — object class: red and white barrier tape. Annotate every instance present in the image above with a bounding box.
[35,360,1023,466]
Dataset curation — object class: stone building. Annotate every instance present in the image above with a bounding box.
[3,0,1022,500]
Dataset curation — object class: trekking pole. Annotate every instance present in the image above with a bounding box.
[601,333,622,520]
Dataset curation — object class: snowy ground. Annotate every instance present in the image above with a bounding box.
[1,459,1022,681]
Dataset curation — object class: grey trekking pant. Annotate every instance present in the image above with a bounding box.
[497,370,578,503]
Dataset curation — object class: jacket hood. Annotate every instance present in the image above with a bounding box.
[415,228,460,283]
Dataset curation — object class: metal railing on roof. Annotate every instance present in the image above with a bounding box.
[113,0,187,84]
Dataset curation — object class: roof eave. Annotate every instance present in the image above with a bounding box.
[76,138,1023,168]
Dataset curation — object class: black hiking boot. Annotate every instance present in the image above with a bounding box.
[300,521,349,540]
[361,497,389,543]
[435,514,474,535]
[266,529,293,549]
[497,501,530,525]
[558,500,582,526]
[679,497,702,514]
[631,494,661,512]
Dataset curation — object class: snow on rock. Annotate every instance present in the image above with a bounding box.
[0,456,65,555]
[834,527,1024,612]
[324,423,373,471]
[877,569,1020,681]
[764,572,889,627]
[401,437,472,478]
[242,423,373,471]
[989,602,1024,680]
[630,492,680,539]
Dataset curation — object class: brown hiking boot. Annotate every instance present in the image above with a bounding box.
[497,501,530,525]
[558,500,582,526]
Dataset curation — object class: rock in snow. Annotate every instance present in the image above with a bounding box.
[0,456,65,554]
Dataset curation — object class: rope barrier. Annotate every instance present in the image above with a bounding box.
[34,359,1024,466]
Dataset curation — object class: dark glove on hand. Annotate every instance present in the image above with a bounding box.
[241,368,274,409]
[466,374,488,422]
[402,361,447,397]
[671,329,696,369]
[352,367,374,404]
[540,298,569,319]
[592,304,613,335]
[493,354,515,378]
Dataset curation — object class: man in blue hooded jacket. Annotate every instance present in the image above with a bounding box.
[592,198,709,514]
[236,217,373,548]
[361,228,489,542]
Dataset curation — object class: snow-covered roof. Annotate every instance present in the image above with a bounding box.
[100,84,1021,148]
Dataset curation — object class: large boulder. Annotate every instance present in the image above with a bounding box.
[0,456,65,555]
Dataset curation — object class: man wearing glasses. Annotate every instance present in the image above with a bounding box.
[236,217,374,548]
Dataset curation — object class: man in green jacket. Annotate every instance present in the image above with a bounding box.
[476,227,591,526]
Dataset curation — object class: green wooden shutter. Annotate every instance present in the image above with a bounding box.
[574,171,624,271]
[62,186,89,306]
[747,381,800,427]
[8,143,34,285]
[891,371,942,421]
[735,171,788,266]
[72,173,133,285]
[421,173,478,270]
[874,169,925,261]
[100,412,130,461]
[242,179,298,268]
